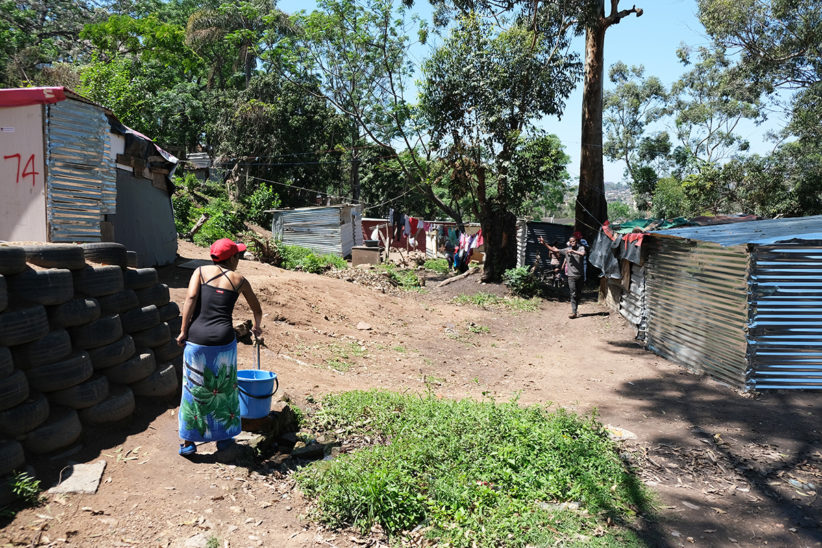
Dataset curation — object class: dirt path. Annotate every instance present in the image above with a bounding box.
[2,240,821,547]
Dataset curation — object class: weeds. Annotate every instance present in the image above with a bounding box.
[453,292,539,312]
[281,244,347,273]
[467,322,489,334]
[297,391,651,546]
[423,258,450,274]
[325,342,367,372]
[379,264,423,290]
[0,472,42,518]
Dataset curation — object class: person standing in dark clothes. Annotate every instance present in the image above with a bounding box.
[539,235,587,318]
[175,239,263,457]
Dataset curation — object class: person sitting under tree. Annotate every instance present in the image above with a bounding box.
[538,235,586,319]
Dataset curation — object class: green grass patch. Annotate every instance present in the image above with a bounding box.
[379,264,423,290]
[280,244,347,274]
[297,391,651,546]
[423,258,450,274]
[453,292,540,312]
[324,342,367,371]
[467,322,490,334]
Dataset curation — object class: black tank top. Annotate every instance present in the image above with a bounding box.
[187,268,243,346]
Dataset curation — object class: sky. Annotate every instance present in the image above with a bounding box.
[277,0,784,184]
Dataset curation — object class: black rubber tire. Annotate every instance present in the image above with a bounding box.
[0,440,25,476]
[80,242,128,268]
[124,268,158,290]
[21,244,86,270]
[126,251,138,268]
[157,301,180,322]
[48,374,109,409]
[165,317,183,339]
[135,283,170,307]
[171,353,183,380]
[7,267,74,306]
[27,351,93,393]
[69,314,123,350]
[131,362,178,397]
[131,322,170,348]
[72,265,124,297]
[0,369,29,411]
[88,335,135,370]
[152,339,183,362]
[98,289,139,315]
[23,406,82,455]
[0,246,26,276]
[48,297,100,329]
[11,329,72,370]
[120,304,160,334]
[103,349,156,384]
[0,305,49,346]
[0,347,12,378]
[0,274,7,312]
[79,384,135,425]
[0,391,49,437]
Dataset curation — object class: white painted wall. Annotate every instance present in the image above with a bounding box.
[0,104,47,241]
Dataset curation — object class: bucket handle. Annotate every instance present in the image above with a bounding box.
[237,376,279,399]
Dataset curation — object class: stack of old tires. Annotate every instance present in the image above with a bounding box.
[0,242,183,476]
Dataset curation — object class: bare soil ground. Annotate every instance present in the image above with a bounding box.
[2,239,821,548]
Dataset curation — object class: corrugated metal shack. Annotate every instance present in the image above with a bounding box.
[606,215,822,391]
[271,205,363,257]
[0,87,178,266]
[516,220,574,268]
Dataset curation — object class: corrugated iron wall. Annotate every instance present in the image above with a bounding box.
[747,243,822,389]
[45,99,113,241]
[619,262,647,338]
[519,222,574,267]
[645,237,750,388]
[271,205,363,257]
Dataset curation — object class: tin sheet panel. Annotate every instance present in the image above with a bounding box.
[522,222,574,268]
[748,243,822,390]
[271,205,362,257]
[619,262,646,333]
[45,99,113,242]
[654,215,822,247]
[645,237,750,389]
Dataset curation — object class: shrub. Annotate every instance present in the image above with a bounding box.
[502,266,542,298]
[242,183,281,228]
[192,198,246,247]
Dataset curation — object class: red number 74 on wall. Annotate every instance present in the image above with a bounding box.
[4,153,40,187]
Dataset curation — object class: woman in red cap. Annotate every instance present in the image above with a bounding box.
[175,238,263,457]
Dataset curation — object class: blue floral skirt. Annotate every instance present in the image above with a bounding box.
[178,340,242,443]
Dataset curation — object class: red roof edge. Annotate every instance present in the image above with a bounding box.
[0,87,67,108]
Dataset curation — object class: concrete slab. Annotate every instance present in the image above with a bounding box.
[48,460,107,494]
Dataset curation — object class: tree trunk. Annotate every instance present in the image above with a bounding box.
[480,204,517,283]
[577,1,643,245]
[577,23,608,245]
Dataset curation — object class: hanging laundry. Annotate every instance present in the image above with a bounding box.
[387,208,394,225]
[403,215,411,237]
[409,217,419,234]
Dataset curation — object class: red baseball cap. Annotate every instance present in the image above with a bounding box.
[210,238,247,261]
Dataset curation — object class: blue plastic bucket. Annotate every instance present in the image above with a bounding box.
[237,370,278,419]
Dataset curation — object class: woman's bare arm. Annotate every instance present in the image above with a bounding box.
[240,280,263,338]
